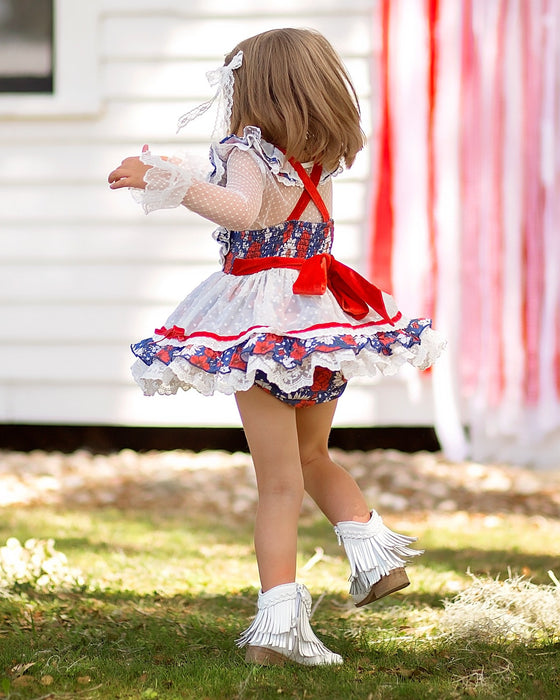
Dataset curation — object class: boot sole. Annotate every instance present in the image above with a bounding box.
[245,645,343,666]
[355,567,410,607]
[245,645,287,666]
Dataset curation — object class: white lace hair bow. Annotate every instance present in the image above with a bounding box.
[176,50,244,138]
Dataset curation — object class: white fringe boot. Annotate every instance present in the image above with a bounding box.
[334,510,423,607]
[237,582,343,666]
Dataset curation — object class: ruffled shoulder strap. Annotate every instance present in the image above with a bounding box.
[208,126,339,187]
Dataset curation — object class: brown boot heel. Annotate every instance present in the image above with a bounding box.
[355,567,410,607]
[245,645,288,665]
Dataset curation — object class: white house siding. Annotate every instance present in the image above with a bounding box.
[0,0,435,428]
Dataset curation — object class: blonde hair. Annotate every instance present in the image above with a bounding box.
[225,28,366,171]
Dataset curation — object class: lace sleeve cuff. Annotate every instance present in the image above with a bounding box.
[130,150,210,214]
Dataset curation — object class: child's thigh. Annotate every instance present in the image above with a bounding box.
[295,399,338,461]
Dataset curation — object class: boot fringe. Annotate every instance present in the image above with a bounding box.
[236,583,339,662]
[334,512,423,595]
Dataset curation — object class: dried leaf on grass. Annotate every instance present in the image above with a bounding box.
[10,661,35,677]
[442,570,560,644]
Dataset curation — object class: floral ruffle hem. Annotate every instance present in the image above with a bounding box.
[131,318,442,398]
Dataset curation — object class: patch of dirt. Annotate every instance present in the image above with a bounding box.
[1,448,559,521]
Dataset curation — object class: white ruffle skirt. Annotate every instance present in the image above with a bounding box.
[131,267,446,399]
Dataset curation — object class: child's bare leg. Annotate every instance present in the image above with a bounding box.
[235,386,304,592]
[296,400,370,524]
[296,399,420,607]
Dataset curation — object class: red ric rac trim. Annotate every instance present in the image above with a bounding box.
[151,316,402,346]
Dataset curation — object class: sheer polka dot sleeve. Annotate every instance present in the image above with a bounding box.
[182,149,264,229]
[131,128,334,229]
[131,147,264,230]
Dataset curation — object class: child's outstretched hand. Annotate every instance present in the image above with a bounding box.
[108,144,152,190]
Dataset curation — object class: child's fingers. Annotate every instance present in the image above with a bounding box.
[109,176,126,189]
[108,168,124,184]
[108,166,130,186]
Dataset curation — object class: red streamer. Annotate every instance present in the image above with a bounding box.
[487,0,507,406]
[458,0,482,396]
[426,0,439,320]
[370,0,394,293]
[520,1,545,405]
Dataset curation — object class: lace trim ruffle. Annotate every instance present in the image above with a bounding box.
[131,322,446,397]
[130,151,209,214]
[208,126,340,189]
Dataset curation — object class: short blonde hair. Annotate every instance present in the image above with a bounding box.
[225,28,366,171]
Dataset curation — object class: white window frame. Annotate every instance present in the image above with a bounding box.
[0,0,99,116]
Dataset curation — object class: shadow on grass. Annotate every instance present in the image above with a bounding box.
[2,584,560,700]
[1,506,560,697]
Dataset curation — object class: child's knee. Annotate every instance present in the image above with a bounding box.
[259,480,304,505]
[300,446,330,469]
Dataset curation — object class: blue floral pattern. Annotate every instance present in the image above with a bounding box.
[222,219,333,272]
[132,319,431,371]
[254,368,347,407]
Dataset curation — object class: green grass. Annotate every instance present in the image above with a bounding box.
[0,507,559,699]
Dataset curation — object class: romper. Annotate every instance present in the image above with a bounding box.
[130,127,445,403]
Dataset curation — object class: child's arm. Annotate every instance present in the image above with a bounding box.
[181,149,263,230]
[108,147,264,229]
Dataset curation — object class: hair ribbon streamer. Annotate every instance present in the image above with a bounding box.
[176,50,244,137]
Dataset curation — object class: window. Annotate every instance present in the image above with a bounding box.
[0,0,99,115]
[0,0,54,93]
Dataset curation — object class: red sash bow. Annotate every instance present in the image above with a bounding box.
[231,253,397,324]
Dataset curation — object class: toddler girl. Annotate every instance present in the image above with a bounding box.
[109,27,444,666]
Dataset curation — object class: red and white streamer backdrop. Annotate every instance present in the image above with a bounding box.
[370,0,560,467]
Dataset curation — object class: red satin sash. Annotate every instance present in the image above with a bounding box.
[231,253,398,324]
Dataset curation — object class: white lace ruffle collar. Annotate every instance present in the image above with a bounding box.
[208,126,339,187]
